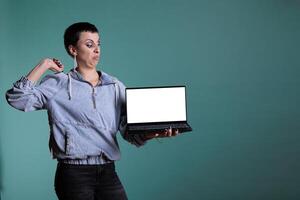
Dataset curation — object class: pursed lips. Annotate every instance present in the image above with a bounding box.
[92,56,99,60]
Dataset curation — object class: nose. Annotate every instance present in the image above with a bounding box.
[94,45,100,54]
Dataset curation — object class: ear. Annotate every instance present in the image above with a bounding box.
[68,45,77,57]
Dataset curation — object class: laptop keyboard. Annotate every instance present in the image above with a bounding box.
[128,123,190,131]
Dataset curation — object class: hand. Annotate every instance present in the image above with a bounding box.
[39,58,64,72]
[26,58,64,83]
[145,127,180,140]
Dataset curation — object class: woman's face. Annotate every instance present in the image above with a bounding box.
[74,31,100,69]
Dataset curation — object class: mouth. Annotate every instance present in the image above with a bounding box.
[92,56,100,61]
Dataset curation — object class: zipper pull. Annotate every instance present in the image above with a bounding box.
[92,87,97,109]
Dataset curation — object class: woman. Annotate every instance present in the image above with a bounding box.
[5,22,179,200]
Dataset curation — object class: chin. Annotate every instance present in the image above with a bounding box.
[86,63,97,69]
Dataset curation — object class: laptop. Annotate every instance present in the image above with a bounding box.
[125,86,192,134]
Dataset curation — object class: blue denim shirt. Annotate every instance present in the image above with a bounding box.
[6,69,146,164]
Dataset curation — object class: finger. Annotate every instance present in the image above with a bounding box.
[54,65,64,72]
[164,129,169,137]
[50,65,64,72]
[55,61,63,68]
[150,132,159,136]
[53,60,64,70]
[52,58,63,68]
[174,129,179,136]
[168,127,172,137]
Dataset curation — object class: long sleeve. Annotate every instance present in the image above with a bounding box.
[116,80,147,147]
[6,73,66,112]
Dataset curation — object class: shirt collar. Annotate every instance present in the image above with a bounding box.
[69,68,115,86]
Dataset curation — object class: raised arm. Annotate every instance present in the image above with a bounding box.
[6,58,64,112]
[26,58,64,82]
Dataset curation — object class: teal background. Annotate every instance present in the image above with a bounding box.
[1,0,300,199]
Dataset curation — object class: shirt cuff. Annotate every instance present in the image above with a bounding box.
[13,76,36,89]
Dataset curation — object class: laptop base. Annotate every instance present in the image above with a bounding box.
[126,122,192,134]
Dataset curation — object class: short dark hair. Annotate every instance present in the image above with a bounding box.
[64,22,98,57]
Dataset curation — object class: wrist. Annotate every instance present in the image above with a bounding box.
[26,61,49,82]
[38,62,50,71]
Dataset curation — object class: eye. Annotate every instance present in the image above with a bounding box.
[86,43,93,48]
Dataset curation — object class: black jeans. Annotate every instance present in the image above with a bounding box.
[55,162,128,200]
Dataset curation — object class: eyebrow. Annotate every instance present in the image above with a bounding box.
[85,39,100,43]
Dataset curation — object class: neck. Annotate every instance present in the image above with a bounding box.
[76,66,99,83]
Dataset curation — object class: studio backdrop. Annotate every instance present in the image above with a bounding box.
[1,0,300,200]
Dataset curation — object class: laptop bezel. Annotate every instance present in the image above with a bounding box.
[125,85,189,125]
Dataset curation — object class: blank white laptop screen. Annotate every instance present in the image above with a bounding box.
[126,87,187,124]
